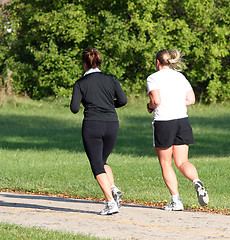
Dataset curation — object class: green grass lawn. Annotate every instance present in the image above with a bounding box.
[0,222,108,240]
[0,97,229,214]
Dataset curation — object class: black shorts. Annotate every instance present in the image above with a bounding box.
[153,117,194,148]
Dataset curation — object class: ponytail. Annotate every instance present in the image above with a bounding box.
[82,48,102,69]
[156,49,185,71]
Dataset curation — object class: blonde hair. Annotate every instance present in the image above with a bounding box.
[156,49,185,71]
[82,48,102,69]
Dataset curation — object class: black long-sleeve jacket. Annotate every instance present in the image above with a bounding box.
[70,72,127,121]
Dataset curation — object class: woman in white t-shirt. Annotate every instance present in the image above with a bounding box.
[146,49,209,211]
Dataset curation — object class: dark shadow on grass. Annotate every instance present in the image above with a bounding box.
[115,116,154,157]
[0,113,229,158]
[188,115,230,157]
[115,115,230,158]
[0,114,83,153]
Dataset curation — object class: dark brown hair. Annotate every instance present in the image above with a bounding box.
[82,48,102,69]
[156,49,185,71]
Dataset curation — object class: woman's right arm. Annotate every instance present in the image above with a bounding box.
[185,89,195,106]
[70,82,82,114]
[114,79,127,108]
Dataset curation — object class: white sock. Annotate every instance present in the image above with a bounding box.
[172,194,180,202]
[193,179,200,186]
[108,198,115,205]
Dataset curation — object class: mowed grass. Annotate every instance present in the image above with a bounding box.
[0,97,229,213]
[0,222,108,240]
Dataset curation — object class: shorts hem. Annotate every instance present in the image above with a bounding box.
[154,142,194,148]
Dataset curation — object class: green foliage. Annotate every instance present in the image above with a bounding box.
[0,0,229,102]
[1,1,87,98]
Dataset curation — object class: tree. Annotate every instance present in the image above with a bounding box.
[1,0,87,98]
[0,0,229,102]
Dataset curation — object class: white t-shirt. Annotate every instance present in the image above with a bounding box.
[146,69,192,121]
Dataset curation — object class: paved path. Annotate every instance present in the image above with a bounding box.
[0,192,229,240]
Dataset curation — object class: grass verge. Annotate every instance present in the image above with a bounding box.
[0,222,108,240]
[0,96,229,215]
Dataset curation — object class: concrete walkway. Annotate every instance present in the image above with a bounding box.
[0,192,229,240]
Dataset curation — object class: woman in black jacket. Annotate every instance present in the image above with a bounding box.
[70,48,127,215]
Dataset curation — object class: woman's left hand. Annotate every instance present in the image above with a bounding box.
[147,103,154,113]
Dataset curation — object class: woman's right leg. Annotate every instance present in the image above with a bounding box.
[173,144,198,181]
[102,121,119,186]
[102,121,122,208]
[155,146,179,195]
[173,145,209,206]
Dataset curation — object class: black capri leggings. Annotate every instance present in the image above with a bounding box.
[82,120,119,178]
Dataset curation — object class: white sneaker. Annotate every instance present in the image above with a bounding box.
[194,180,209,206]
[99,200,119,215]
[164,200,184,211]
[111,187,122,208]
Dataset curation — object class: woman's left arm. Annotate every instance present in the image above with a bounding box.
[185,89,195,106]
[147,89,161,113]
[70,82,82,114]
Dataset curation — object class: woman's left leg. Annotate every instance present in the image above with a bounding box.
[156,146,184,210]
[104,165,115,186]
[96,173,113,201]
[155,146,179,195]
